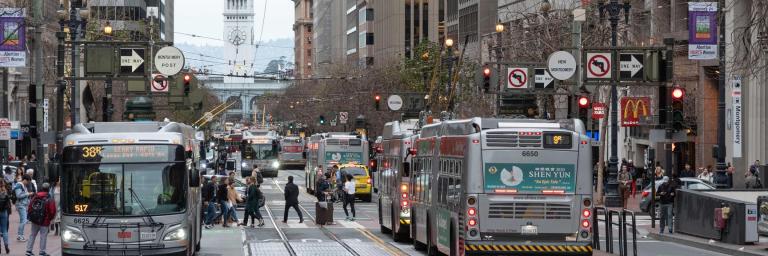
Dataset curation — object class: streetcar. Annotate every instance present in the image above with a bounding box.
[240,131,280,177]
[305,133,369,194]
[61,121,203,256]
[279,136,307,168]
[410,118,594,255]
[376,120,419,242]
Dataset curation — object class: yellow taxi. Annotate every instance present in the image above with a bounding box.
[338,163,373,202]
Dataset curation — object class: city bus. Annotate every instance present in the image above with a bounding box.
[60,122,203,256]
[279,136,307,168]
[409,118,594,255]
[376,120,419,242]
[240,131,280,177]
[305,133,369,194]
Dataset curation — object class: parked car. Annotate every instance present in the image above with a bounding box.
[202,175,247,208]
[639,177,716,213]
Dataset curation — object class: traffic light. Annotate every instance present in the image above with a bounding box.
[374,95,381,110]
[577,95,590,124]
[578,95,590,108]
[482,66,491,92]
[289,123,294,129]
[671,87,685,131]
[183,73,192,96]
[319,115,326,125]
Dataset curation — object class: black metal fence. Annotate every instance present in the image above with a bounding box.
[593,206,637,256]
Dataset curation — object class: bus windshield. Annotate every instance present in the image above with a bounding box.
[243,144,278,160]
[61,145,187,216]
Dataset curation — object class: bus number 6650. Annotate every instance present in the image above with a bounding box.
[521,151,539,157]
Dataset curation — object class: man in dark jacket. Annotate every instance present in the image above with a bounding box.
[25,182,56,256]
[283,176,303,223]
[216,177,230,227]
[658,174,681,234]
[202,176,217,229]
[681,164,695,178]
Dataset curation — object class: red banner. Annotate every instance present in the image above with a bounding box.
[620,97,651,127]
[592,102,606,119]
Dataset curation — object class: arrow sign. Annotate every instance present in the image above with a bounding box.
[586,53,611,79]
[507,68,529,89]
[534,68,554,89]
[620,53,644,79]
[120,48,145,75]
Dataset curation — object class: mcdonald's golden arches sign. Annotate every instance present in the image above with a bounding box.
[620,97,651,127]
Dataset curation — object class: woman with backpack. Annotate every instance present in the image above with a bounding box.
[0,179,11,254]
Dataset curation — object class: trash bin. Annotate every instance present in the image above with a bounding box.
[758,196,768,236]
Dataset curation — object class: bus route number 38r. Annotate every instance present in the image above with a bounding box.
[521,151,539,157]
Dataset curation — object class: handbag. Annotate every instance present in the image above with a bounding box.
[257,197,265,208]
[318,201,328,209]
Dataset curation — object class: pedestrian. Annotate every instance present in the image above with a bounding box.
[13,175,33,242]
[25,182,55,256]
[215,176,229,227]
[50,177,61,236]
[2,167,12,184]
[251,164,263,185]
[746,169,762,189]
[750,160,762,176]
[342,174,357,221]
[697,167,713,183]
[618,165,631,209]
[658,173,681,234]
[680,164,695,178]
[316,173,331,202]
[202,176,217,229]
[282,176,303,223]
[628,160,637,198]
[0,179,11,254]
[24,169,37,193]
[13,169,23,185]
[225,177,242,226]
[332,165,342,189]
[654,166,665,180]
[726,163,735,188]
[244,177,265,228]
[216,166,226,176]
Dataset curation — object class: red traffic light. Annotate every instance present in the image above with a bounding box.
[375,95,381,101]
[483,67,491,77]
[183,74,191,85]
[671,87,685,100]
[578,96,590,108]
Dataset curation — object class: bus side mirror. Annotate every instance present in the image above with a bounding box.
[189,169,201,187]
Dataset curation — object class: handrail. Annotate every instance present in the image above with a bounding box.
[620,209,638,256]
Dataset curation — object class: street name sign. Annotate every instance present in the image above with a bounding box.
[534,68,554,89]
[586,53,611,79]
[547,51,577,80]
[732,76,742,158]
[154,46,185,76]
[620,53,644,80]
[387,95,403,111]
[507,68,529,89]
[120,48,145,75]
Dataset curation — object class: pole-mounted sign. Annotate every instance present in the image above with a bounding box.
[507,68,529,89]
[154,46,185,76]
[534,68,554,89]
[120,48,145,75]
[387,95,404,111]
[586,52,611,79]
[151,73,169,92]
[619,53,644,80]
[547,51,577,80]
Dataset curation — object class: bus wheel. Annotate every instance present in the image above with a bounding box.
[379,200,391,234]
[392,209,407,242]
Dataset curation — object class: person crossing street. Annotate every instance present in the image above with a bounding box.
[25,183,55,256]
[282,176,303,223]
[342,174,356,221]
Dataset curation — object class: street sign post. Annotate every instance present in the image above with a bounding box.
[619,53,644,80]
[151,74,169,92]
[387,95,403,111]
[507,68,529,89]
[339,112,349,124]
[120,48,145,75]
[154,46,185,76]
[534,68,554,89]
[592,102,606,119]
[43,99,49,133]
[547,51,577,80]
[586,52,611,79]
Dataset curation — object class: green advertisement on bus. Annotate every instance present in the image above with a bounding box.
[484,163,576,193]
[436,209,451,249]
[325,151,363,164]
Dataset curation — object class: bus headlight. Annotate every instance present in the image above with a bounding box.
[201,163,207,169]
[163,228,187,241]
[272,161,280,169]
[63,229,85,242]
[241,162,248,168]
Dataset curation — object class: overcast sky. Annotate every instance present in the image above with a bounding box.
[174,0,295,46]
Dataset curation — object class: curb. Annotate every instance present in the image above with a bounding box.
[647,232,766,256]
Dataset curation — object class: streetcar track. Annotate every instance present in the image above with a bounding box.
[263,200,299,256]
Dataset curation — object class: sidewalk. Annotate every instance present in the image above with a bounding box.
[6,207,61,255]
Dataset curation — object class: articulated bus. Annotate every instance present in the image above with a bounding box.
[240,131,280,177]
[305,133,369,195]
[61,122,203,256]
[409,118,594,256]
[376,120,419,242]
[279,136,307,168]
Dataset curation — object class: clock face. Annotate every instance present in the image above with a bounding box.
[228,28,247,46]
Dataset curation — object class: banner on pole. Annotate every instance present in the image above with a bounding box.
[0,8,26,67]
[688,2,718,60]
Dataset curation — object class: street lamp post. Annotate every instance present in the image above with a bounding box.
[598,0,631,207]
[103,21,113,122]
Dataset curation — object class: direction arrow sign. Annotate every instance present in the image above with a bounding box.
[534,68,554,89]
[620,53,644,80]
[586,53,611,79]
[154,46,185,76]
[120,48,145,75]
[507,68,529,89]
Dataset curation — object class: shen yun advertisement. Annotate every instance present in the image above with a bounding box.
[484,163,576,193]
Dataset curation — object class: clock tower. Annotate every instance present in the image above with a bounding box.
[223,0,255,83]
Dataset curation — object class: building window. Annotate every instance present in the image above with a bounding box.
[366,33,374,45]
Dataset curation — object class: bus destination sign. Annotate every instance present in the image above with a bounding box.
[483,163,575,193]
[72,145,172,163]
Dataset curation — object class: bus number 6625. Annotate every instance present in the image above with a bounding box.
[521,151,539,157]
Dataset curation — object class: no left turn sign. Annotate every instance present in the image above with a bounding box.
[586,53,611,79]
[151,74,169,92]
[507,68,529,89]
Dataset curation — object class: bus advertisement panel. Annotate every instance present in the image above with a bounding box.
[483,163,576,193]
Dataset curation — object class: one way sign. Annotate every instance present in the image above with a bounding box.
[534,68,554,89]
[620,53,644,80]
[120,48,145,75]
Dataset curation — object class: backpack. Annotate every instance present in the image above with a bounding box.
[0,191,9,211]
[27,195,48,225]
[256,172,264,185]
[8,183,17,205]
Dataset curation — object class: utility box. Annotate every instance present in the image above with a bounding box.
[675,190,760,245]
